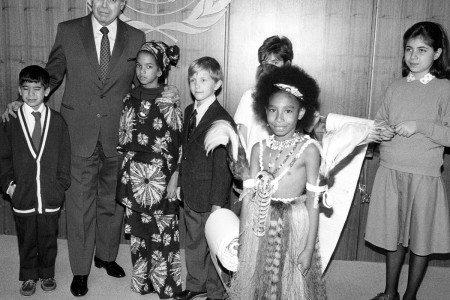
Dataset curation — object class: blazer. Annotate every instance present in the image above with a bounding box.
[46,14,145,158]
[0,106,71,215]
[179,100,235,213]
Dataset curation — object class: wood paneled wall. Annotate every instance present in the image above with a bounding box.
[1,0,450,266]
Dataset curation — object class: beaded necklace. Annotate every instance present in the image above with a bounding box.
[267,132,302,150]
[267,133,305,175]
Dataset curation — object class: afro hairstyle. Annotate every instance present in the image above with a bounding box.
[252,65,320,130]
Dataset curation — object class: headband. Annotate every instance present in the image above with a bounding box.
[274,83,303,100]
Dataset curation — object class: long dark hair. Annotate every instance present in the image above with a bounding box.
[402,21,450,79]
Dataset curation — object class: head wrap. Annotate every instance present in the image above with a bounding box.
[139,41,180,73]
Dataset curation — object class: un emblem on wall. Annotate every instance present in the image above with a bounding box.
[86,0,232,42]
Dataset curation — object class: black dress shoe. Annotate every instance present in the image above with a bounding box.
[94,256,125,278]
[173,289,207,300]
[70,275,88,297]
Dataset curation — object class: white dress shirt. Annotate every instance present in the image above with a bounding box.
[194,94,216,126]
[22,103,46,134]
[92,15,117,63]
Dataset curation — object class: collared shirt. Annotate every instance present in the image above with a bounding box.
[193,94,216,126]
[22,103,46,134]
[92,15,117,63]
[406,72,435,84]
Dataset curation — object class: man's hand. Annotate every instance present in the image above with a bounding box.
[2,101,23,122]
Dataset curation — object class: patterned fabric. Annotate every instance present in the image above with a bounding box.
[406,72,435,84]
[139,41,180,73]
[129,221,182,299]
[99,27,110,82]
[117,85,183,298]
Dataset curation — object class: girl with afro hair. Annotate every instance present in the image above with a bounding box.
[230,65,327,299]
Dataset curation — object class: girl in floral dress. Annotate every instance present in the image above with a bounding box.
[117,41,182,299]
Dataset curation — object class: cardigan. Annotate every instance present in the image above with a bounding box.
[0,105,71,215]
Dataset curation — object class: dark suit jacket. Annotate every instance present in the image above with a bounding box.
[179,100,235,213]
[46,14,145,158]
[0,106,71,215]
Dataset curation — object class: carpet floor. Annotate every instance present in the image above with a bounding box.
[0,235,449,299]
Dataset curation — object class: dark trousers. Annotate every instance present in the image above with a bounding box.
[66,142,123,275]
[15,213,59,281]
[183,203,224,299]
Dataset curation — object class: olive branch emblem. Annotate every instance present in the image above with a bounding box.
[86,0,232,42]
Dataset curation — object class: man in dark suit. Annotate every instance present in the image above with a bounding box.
[2,0,144,297]
[45,0,145,296]
[175,57,234,300]
[43,0,146,296]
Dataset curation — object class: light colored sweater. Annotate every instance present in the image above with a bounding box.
[377,76,450,177]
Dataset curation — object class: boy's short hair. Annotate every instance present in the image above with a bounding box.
[188,56,223,82]
[19,65,50,88]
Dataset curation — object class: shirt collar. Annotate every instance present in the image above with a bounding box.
[22,103,45,115]
[194,94,216,124]
[91,15,118,36]
[406,72,435,84]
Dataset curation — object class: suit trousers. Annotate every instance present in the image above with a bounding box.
[15,213,59,281]
[66,142,123,275]
[183,203,224,299]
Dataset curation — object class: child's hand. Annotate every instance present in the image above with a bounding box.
[376,125,395,142]
[394,121,417,137]
[162,85,180,100]
[297,248,313,276]
[211,205,221,213]
[166,171,179,200]
[7,183,16,198]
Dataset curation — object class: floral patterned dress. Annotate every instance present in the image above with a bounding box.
[117,85,183,299]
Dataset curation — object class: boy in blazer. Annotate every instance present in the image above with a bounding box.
[0,66,71,297]
[175,57,234,300]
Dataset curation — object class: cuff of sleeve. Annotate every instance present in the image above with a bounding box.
[416,120,433,136]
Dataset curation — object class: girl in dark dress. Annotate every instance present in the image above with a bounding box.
[117,41,182,299]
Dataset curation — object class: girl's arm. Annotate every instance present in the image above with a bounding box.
[413,91,450,146]
[375,86,395,141]
[298,143,321,274]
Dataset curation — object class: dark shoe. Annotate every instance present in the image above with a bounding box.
[370,292,400,300]
[41,277,57,292]
[70,275,88,297]
[173,289,207,300]
[94,256,125,278]
[20,280,36,297]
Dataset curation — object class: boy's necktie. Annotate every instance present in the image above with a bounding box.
[187,109,197,141]
[31,111,41,150]
[99,27,110,82]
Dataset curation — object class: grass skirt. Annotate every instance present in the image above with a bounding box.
[229,195,327,300]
